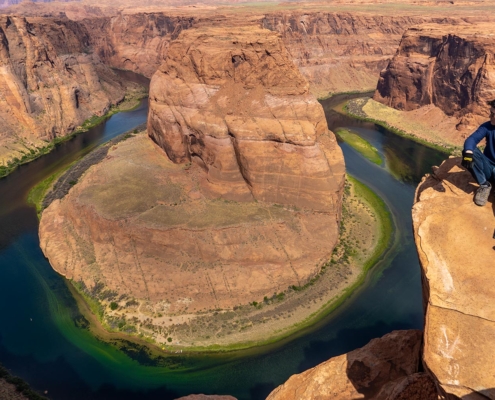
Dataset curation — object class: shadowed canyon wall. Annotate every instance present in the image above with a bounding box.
[375,23,495,136]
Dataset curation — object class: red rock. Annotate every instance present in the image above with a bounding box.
[266,330,427,400]
[147,25,345,212]
[374,23,495,135]
[413,158,495,399]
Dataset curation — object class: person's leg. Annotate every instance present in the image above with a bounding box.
[469,148,494,185]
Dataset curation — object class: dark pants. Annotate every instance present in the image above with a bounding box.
[468,148,495,185]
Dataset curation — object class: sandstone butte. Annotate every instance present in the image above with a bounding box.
[374,23,495,145]
[412,158,495,399]
[39,26,346,346]
[0,15,127,166]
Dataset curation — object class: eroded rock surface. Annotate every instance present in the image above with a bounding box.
[413,158,495,399]
[0,15,125,165]
[148,25,344,212]
[375,23,495,136]
[266,330,433,400]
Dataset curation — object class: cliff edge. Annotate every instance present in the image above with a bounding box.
[413,158,495,398]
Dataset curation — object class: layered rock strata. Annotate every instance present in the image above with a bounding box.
[413,158,495,399]
[39,27,345,343]
[0,15,125,166]
[148,26,344,212]
[374,23,495,136]
[81,11,473,97]
[267,330,438,400]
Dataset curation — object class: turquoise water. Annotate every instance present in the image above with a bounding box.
[0,93,446,399]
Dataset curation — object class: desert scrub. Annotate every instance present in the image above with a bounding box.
[335,128,382,165]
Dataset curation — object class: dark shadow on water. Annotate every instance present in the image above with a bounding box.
[0,335,180,400]
[249,382,276,400]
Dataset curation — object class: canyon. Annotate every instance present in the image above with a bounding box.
[0,0,494,399]
[1,0,493,173]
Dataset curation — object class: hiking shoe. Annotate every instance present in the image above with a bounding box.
[474,182,492,206]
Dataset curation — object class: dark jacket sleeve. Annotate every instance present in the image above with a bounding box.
[464,124,487,151]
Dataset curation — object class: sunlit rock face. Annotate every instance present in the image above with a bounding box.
[0,15,125,163]
[148,25,344,212]
[413,158,495,399]
[374,23,495,135]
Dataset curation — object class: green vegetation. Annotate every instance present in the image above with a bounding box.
[110,302,118,310]
[335,128,382,165]
[317,89,374,101]
[0,143,55,179]
[27,165,72,215]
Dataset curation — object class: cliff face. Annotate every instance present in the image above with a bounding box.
[0,15,125,164]
[374,23,495,135]
[39,26,345,346]
[263,13,438,97]
[148,25,344,212]
[82,11,469,98]
[412,158,495,399]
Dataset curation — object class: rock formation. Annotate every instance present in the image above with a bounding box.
[267,330,438,400]
[412,157,495,399]
[0,15,126,166]
[148,25,344,211]
[39,26,345,346]
[374,23,495,136]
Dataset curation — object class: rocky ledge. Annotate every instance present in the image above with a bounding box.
[412,158,495,398]
[39,26,346,348]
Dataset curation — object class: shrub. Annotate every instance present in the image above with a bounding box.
[110,302,118,310]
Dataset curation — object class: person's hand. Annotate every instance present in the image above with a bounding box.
[462,150,474,169]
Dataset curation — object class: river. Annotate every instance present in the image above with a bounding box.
[0,86,446,400]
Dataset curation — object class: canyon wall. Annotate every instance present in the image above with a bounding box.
[374,23,495,136]
[0,15,125,165]
[82,11,471,97]
[147,25,344,211]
